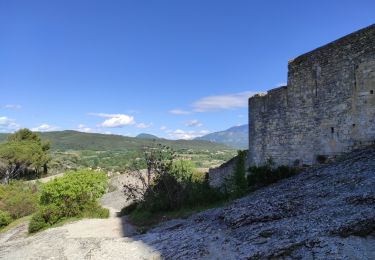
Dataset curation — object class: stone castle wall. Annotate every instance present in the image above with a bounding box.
[249,24,375,166]
[208,151,248,189]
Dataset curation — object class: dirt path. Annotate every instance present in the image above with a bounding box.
[0,174,161,260]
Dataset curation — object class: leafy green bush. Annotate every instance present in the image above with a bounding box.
[226,150,248,198]
[29,169,108,233]
[0,210,12,228]
[184,180,225,207]
[40,169,107,216]
[124,144,227,215]
[247,159,298,187]
[0,181,40,219]
[28,204,62,233]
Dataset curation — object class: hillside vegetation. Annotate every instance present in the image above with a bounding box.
[0,131,232,152]
[0,131,236,174]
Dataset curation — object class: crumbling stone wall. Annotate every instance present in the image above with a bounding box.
[208,151,248,189]
[249,24,375,166]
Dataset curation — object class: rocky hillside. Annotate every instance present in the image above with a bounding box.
[136,146,375,259]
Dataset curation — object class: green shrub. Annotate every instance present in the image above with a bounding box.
[247,160,298,187]
[28,204,62,233]
[184,180,225,207]
[29,169,108,233]
[0,210,12,228]
[226,150,248,198]
[40,169,107,216]
[80,200,109,218]
[0,181,40,219]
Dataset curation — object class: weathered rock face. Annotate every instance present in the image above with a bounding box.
[249,24,375,166]
[138,146,375,259]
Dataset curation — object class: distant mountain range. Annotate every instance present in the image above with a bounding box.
[0,130,233,152]
[0,124,248,151]
[135,133,160,139]
[195,124,248,149]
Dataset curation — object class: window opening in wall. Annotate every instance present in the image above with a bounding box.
[352,124,356,127]
[331,127,334,134]
[370,90,374,94]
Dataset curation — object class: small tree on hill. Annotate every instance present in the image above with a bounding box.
[0,129,50,183]
[123,143,176,203]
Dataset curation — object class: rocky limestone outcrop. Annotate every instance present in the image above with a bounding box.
[136,146,375,259]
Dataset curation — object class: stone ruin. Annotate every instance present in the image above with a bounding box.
[209,24,375,187]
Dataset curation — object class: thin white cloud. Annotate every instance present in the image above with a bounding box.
[169,109,191,115]
[167,129,209,140]
[135,122,152,129]
[77,124,92,133]
[3,104,22,110]
[192,91,258,112]
[0,116,20,132]
[184,119,203,127]
[89,113,135,128]
[31,124,59,132]
[160,126,167,131]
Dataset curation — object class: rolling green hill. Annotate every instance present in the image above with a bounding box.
[0,130,233,152]
[0,131,236,173]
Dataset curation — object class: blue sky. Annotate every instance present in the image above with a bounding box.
[1,0,374,139]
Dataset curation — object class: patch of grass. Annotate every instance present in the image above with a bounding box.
[0,216,30,233]
[0,210,12,229]
[0,181,40,220]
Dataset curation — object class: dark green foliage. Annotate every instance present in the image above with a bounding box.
[247,159,298,187]
[28,204,62,233]
[0,129,50,183]
[226,150,248,198]
[124,144,227,216]
[184,180,225,207]
[29,169,108,233]
[0,210,12,228]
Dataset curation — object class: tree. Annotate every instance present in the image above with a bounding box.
[226,150,248,197]
[123,143,176,203]
[0,129,50,184]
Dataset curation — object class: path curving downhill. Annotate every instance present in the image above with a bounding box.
[0,174,161,260]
